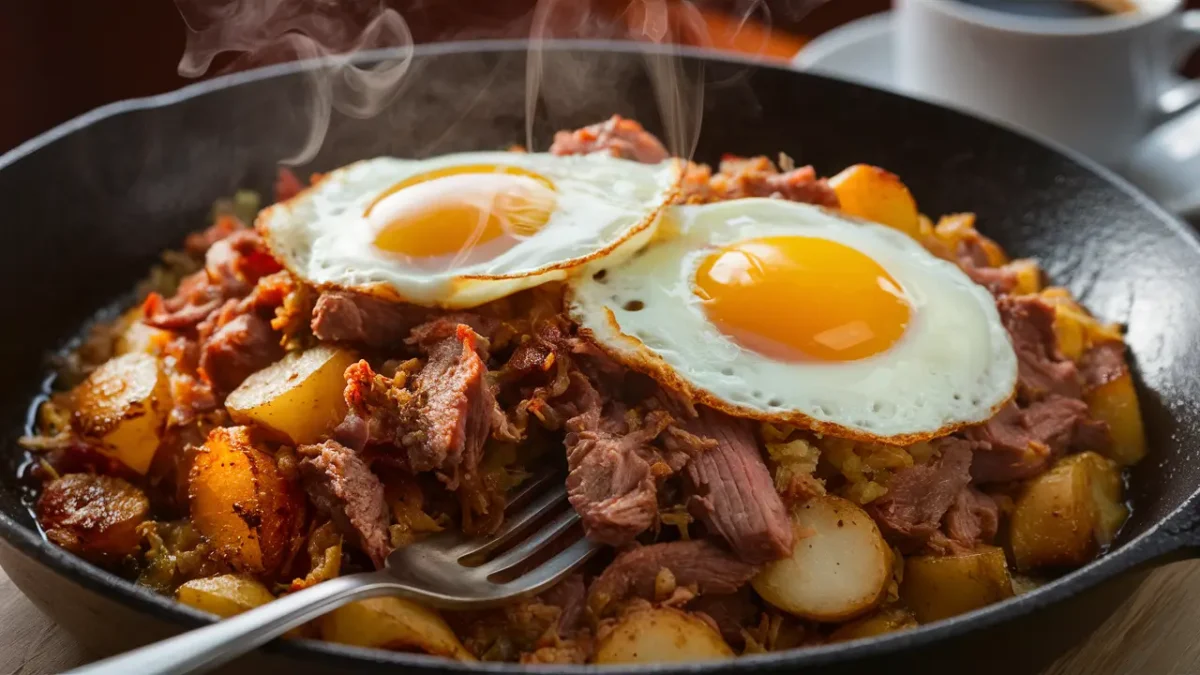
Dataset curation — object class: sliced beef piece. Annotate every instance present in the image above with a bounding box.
[868,439,973,549]
[998,295,1081,401]
[404,325,493,485]
[1080,341,1129,390]
[298,440,390,568]
[204,230,282,297]
[561,372,673,547]
[550,115,669,164]
[143,271,226,330]
[663,400,793,564]
[587,540,759,616]
[967,396,1109,483]
[943,487,1000,550]
[407,313,499,357]
[198,312,283,394]
[310,291,430,347]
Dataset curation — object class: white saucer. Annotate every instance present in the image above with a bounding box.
[791,13,901,95]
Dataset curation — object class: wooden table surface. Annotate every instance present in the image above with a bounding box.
[2,559,1199,674]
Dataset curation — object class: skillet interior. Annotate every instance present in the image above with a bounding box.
[1,41,1199,673]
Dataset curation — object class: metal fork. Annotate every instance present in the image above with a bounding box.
[67,471,598,675]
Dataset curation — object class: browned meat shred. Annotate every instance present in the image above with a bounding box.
[550,115,670,164]
[310,291,431,347]
[1081,341,1129,389]
[664,400,793,564]
[559,371,680,546]
[683,156,840,208]
[297,440,390,568]
[868,439,973,551]
[998,295,1082,400]
[587,540,759,616]
[943,487,1000,550]
[966,396,1110,483]
[198,313,283,394]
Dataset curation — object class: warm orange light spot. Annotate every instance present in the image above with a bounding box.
[694,236,910,362]
[366,164,556,260]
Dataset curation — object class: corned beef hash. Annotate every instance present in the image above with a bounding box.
[20,116,1145,664]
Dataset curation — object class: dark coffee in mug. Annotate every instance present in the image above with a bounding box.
[955,0,1133,18]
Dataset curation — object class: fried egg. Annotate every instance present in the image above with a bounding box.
[258,152,680,308]
[568,198,1018,442]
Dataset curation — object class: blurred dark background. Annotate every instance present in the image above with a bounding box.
[1,0,1196,153]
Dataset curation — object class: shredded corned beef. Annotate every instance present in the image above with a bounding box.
[550,115,670,164]
[943,487,1000,550]
[298,440,390,568]
[998,295,1082,401]
[587,540,759,617]
[868,438,973,551]
[310,291,432,347]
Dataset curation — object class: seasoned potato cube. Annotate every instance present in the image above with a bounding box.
[319,597,473,660]
[1009,259,1043,295]
[177,574,276,618]
[900,546,1013,623]
[1010,452,1128,572]
[225,346,357,445]
[829,606,918,642]
[188,426,306,577]
[594,607,733,664]
[71,352,170,474]
[37,473,149,563]
[753,495,891,622]
[1085,371,1146,466]
[829,165,921,238]
[934,213,1008,266]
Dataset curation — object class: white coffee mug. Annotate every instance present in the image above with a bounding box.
[894,0,1200,168]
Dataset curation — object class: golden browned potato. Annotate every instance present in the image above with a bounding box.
[225,346,357,446]
[176,575,277,618]
[188,426,306,577]
[1010,452,1128,572]
[829,165,921,238]
[1009,259,1042,295]
[319,598,473,660]
[113,307,172,357]
[900,546,1013,623]
[71,352,170,474]
[1039,288,1123,363]
[36,473,149,563]
[829,606,918,642]
[752,495,891,622]
[593,607,734,664]
[1085,370,1147,466]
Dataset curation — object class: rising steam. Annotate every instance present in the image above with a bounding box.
[175,0,413,165]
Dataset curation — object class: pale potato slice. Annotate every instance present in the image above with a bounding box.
[226,346,358,445]
[829,606,918,642]
[900,546,1013,623]
[829,164,921,239]
[72,352,170,474]
[594,607,733,664]
[752,495,891,622]
[177,575,276,618]
[319,597,473,660]
[1010,452,1128,571]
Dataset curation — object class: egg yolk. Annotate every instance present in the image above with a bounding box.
[366,164,557,260]
[694,236,910,362]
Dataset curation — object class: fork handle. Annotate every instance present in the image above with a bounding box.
[65,569,401,675]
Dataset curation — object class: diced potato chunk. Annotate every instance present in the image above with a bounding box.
[1039,288,1124,363]
[319,597,473,660]
[177,574,276,618]
[188,426,306,577]
[829,164,921,238]
[1085,371,1146,466]
[1009,259,1042,295]
[36,473,149,562]
[752,495,891,622]
[71,352,170,474]
[114,307,172,357]
[829,606,918,642]
[225,346,357,445]
[594,607,733,664]
[1010,452,1128,572]
[900,546,1013,623]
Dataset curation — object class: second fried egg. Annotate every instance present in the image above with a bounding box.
[258,152,680,308]
[568,199,1018,442]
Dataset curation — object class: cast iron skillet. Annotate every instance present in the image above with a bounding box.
[1,41,1199,675]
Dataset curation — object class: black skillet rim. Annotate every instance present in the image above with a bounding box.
[2,38,1199,672]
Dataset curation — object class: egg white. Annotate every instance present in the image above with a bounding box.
[258,152,680,308]
[568,199,1018,441]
